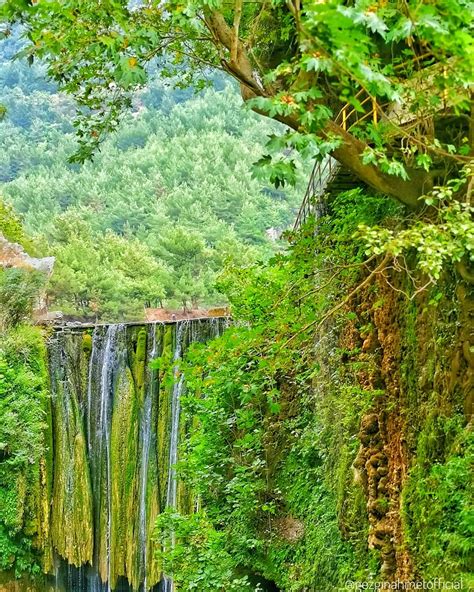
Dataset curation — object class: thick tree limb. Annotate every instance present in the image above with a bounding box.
[231,0,243,64]
[204,10,263,95]
[325,121,431,209]
[250,97,430,209]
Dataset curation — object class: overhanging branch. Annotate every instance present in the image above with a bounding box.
[203,9,431,209]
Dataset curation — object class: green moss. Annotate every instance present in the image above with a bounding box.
[2,322,183,587]
[110,366,139,588]
[136,329,147,362]
[135,329,147,392]
[127,327,148,399]
[49,334,93,567]
[0,325,51,575]
[402,425,473,584]
[395,278,472,586]
[82,332,92,354]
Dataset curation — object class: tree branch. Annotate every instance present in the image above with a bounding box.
[203,10,431,210]
[325,121,431,209]
[246,98,431,209]
[204,10,263,95]
[231,0,243,65]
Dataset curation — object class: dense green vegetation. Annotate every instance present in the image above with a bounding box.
[0,203,46,331]
[0,204,50,576]
[156,189,473,590]
[0,0,472,590]
[0,39,305,318]
[0,324,51,576]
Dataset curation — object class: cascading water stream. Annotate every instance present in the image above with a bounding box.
[162,321,188,592]
[166,321,187,509]
[100,326,123,592]
[45,318,226,592]
[138,324,159,592]
[86,329,100,457]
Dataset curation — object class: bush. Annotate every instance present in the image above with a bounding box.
[0,267,44,331]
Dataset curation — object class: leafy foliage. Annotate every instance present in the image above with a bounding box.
[0,2,471,587]
[155,189,399,589]
[359,171,474,284]
[0,325,50,575]
[155,510,253,591]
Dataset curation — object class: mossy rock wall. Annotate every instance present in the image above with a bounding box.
[49,332,94,568]
[271,270,473,587]
[36,319,226,590]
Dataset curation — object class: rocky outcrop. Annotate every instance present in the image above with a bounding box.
[355,413,397,577]
[0,232,55,314]
[0,232,55,275]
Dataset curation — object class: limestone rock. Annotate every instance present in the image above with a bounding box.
[0,232,55,276]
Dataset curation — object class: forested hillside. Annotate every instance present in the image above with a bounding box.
[0,37,304,318]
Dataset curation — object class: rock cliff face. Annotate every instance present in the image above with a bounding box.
[0,232,55,313]
[0,232,55,276]
[346,271,473,581]
[248,261,473,588]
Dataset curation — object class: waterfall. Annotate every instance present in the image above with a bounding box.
[166,321,187,510]
[98,325,122,591]
[161,322,188,592]
[85,324,127,591]
[46,319,226,592]
[138,324,159,592]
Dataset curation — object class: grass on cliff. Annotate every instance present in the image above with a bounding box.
[0,325,51,575]
[154,187,473,590]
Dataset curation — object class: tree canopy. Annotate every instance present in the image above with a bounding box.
[1,0,472,208]
[0,40,306,318]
